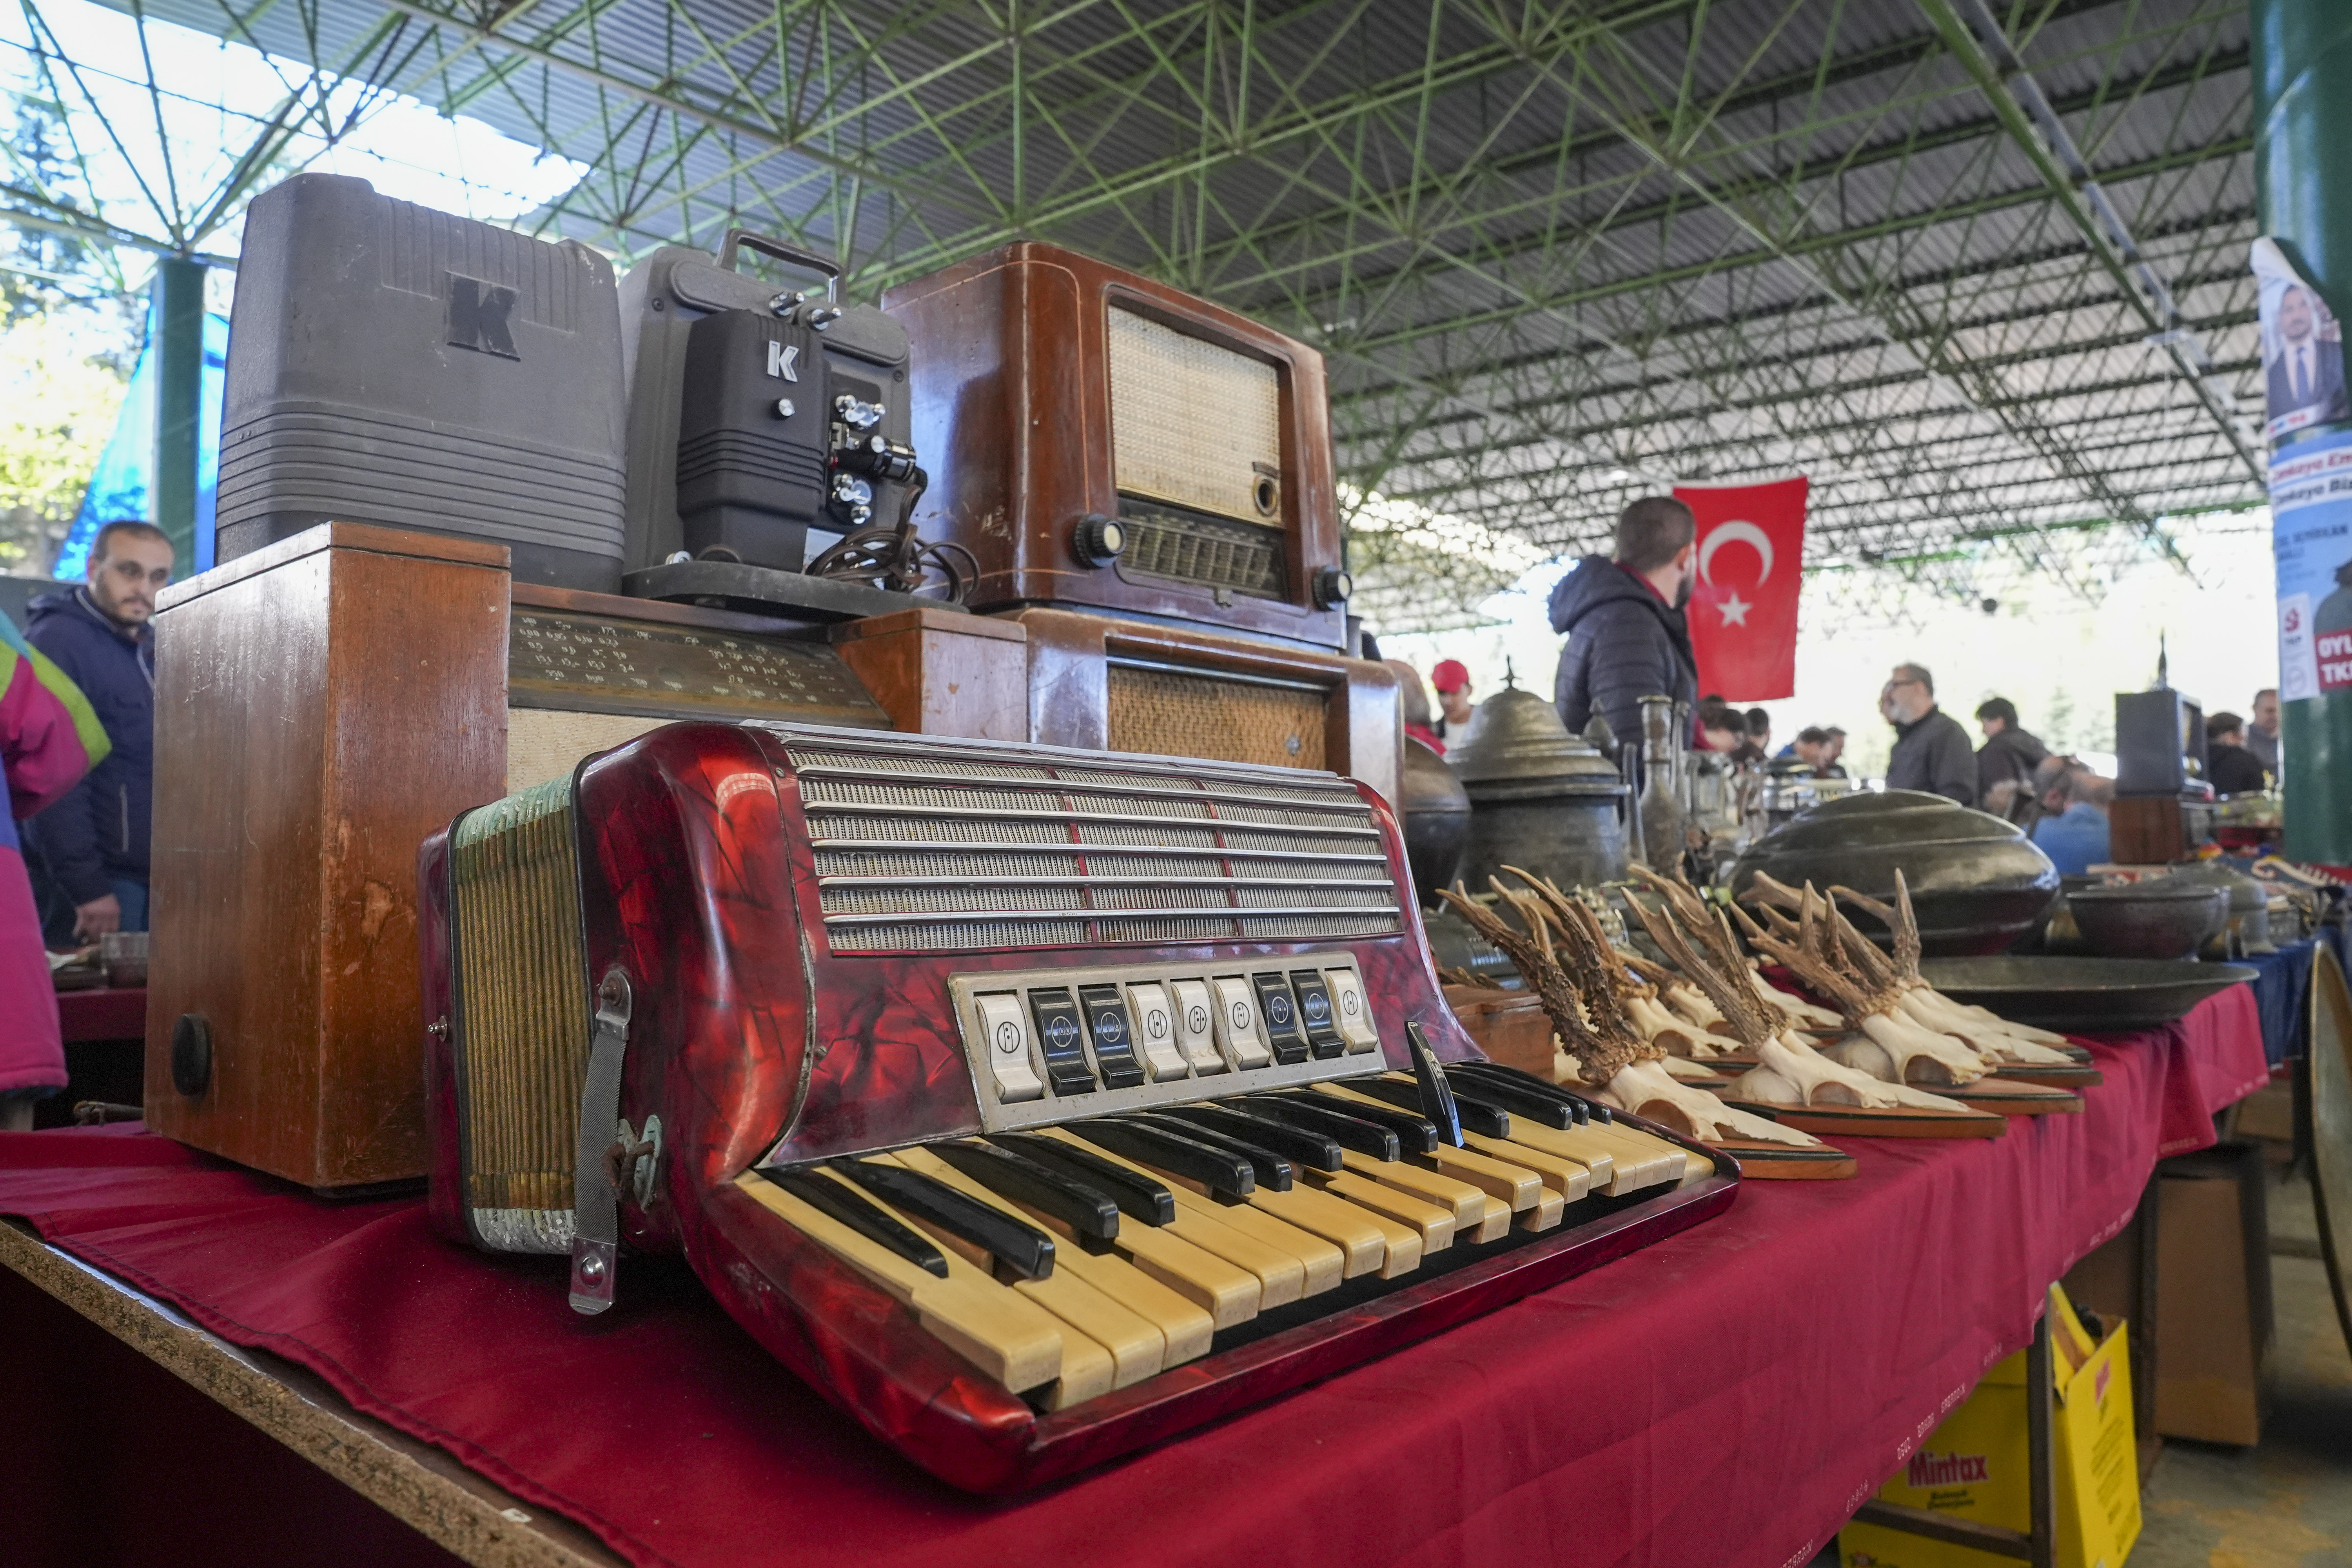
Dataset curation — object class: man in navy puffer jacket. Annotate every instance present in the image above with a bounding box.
[25,521,172,940]
[1549,496,1700,751]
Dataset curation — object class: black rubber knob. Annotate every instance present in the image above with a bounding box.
[1310,564,1353,609]
[1072,514,1127,567]
[170,1013,212,1097]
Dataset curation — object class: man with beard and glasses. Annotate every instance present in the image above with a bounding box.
[24,520,171,941]
[1881,662,1976,806]
[1548,496,1700,758]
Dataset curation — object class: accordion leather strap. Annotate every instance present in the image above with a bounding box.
[569,969,634,1316]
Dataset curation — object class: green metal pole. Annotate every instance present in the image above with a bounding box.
[2253,0,2352,864]
[150,256,205,567]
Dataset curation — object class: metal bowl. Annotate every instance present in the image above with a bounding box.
[2064,883,2229,962]
[1917,955,2258,1031]
[1729,789,2059,956]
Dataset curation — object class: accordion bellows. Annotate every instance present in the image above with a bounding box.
[446,777,588,1252]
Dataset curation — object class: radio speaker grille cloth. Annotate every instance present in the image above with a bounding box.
[1108,307,1279,524]
[1108,664,1326,774]
[450,775,587,1252]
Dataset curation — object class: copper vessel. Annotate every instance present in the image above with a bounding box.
[1450,685,1631,893]
[1399,736,1470,905]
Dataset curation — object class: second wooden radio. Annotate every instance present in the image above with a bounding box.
[884,242,1350,651]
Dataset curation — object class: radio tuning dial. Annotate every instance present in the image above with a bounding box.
[1072,513,1127,568]
[1310,564,1353,609]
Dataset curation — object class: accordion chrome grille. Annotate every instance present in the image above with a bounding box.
[449,776,586,1247]
[813,848,1087,879]
[786,737,1400,956]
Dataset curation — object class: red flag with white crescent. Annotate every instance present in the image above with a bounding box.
[1672,477,1808,701]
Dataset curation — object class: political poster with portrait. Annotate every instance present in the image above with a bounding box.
[2255,239,2352,701]
[2267,425,2352,701]
[2254,238,2350,442]
[1671,476,1808,701]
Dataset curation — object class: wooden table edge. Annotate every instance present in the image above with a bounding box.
[0,1219,626,1568]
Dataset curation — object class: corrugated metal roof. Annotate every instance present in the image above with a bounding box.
[53,0,2268,624]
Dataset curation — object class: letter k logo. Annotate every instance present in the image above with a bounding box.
[446,274,520,359]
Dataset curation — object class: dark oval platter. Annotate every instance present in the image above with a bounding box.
[1916,955,2259,1033]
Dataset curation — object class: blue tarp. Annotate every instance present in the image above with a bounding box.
[55,299,229,578]
[2243,925,2352,1067]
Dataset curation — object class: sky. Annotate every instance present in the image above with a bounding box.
[1377,510,2279,783]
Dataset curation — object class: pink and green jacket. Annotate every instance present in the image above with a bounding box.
[3,615,110,1096]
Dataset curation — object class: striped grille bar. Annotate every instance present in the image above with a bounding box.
[780,742,1401,955]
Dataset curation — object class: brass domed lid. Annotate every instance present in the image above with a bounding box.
[1448,682,1626,798]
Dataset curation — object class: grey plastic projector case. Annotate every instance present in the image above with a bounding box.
[215,173,628,591]
[617,240,914,574]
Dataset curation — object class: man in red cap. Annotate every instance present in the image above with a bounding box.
[1430,659,1475,744]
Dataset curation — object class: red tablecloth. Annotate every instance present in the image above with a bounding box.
[0,985,2263,1568]
[54,984,144,1044]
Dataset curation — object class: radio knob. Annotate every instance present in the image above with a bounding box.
[1072,513,1127,567]
[1310,564,1353,609]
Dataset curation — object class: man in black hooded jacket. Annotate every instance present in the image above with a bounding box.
[1549,495,1699,749]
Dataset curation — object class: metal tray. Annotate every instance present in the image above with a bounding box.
[1917,955,2258,1032]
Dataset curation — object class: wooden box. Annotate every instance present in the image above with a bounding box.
[2153,1140,2273,1445]
[145,525,511,1188]
[143,524,913,1189]
[831,604,1028,742]
[142,522,1392,1188]
[1441,985,1557,1077]
[884,242,1348,651]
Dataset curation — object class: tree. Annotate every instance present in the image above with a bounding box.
[2,90,119,324]
[0,311,129,573]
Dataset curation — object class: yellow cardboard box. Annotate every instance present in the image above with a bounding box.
[1840,1288,2141,1568]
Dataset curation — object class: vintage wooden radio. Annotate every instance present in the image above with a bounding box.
[420,720,1737,1489]
[884,242,1351,651]
[143,522,960,1190]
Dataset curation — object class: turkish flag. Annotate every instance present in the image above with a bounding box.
[1673,477,1807,701]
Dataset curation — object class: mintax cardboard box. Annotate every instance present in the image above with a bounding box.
[1841,1289,2141,1568]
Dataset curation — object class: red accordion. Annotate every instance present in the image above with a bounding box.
[419,721,1737,1490]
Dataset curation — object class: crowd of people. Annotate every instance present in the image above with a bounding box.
[1389,494,2286,884]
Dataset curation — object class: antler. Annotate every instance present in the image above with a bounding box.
[1740,883,1874,1026]
[1433,888,1614,1077]
[1475,871,1653,1080]
[1617,888,1773,1047]
[1740,871,1808,911]
[1827,871,1924,982]
[1536,894,1655,1077]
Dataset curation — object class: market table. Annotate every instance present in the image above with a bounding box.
[2242,930,2352,1068]
[0,985,2264,1568]
[53,984,145,1044]
[35,985,149,1131]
